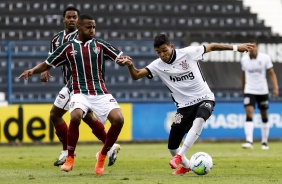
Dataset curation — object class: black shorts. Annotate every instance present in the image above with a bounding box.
[171,100,215,131]
[243,94,269,109]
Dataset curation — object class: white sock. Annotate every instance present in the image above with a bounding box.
[244,121,254,143]
[169,148,190,168]
[178,117,205,156]
[261,123,269,143]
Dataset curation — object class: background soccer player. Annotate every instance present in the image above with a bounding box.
[240,40,279,150]
[118,33,254,175]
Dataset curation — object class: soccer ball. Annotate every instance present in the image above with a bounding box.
[189,152,213,175]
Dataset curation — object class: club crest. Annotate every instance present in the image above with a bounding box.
[174,113,183,124]
[93,47,100,54]
[180,60,189,70]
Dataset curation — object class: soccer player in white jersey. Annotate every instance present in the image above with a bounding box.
[240,40,279,150]
[118,33,254,175]
[40,6,121,167]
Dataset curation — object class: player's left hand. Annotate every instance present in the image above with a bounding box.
[237,43,255,52]
[18,69,33,80]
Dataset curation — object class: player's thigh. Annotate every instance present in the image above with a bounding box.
[107,108,124,127]
[69,94,91,119]
[244,94,255,116]
[82,112,98,125]
[90,94,121,125]
[257,94,269,110]
[53,87,71,111]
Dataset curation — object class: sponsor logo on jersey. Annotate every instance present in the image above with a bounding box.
[179,60,189,70]
[174,113,183,124]
[247,69,262,74]
[170,72,195,82]
[93,47,100,54]
[185,95,210,106]
[70,50,77,56]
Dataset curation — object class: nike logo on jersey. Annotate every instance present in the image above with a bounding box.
[170,72,195,82]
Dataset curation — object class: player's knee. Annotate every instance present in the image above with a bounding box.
[110,115,124,127]
[246,117,252,122]
[262,118,268,123]
[70,113,83,124]
[196,102,214,121]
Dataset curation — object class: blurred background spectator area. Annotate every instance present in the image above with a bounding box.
[1,0,282,104]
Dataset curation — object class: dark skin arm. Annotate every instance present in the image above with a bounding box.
[241,71,246,94]
[268,68,279,100]
[18,62,52,80]
[205,43,254,53]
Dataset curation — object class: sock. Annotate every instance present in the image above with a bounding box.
[244,121,254,143]
[67,121,80,157]
[87,120,107,143]
[261,123,269,143]
[169,147,190,168]
[54,122,68,150]
[178,118,205,156]
[101,124,122,155]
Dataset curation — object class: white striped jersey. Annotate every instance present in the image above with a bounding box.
[146,45,215,109]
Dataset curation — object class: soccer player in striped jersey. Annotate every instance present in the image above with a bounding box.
[240,40,279,150]
[118,33,254,175]
[39,8,120,169]
[19,14,127,175]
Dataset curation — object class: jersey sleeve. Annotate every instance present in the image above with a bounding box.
[46,43,68,68]
[98,39,123,62]
[183,46,205,61]
[48,35,58,56]
[240,57,246,71]
[145,59,160,78]
[265,54,273,69]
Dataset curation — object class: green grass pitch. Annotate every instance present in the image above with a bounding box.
[0,141,281,184]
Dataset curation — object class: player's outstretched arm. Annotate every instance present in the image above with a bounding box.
[116,56,149,80]
[18,62,51,80]
[205,43,254,53]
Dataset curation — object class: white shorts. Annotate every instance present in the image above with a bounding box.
[53,87,70,110]
[69,94,120,124]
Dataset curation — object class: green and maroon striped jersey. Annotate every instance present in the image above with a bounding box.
[46,38,123,95]
[49,30,78,85]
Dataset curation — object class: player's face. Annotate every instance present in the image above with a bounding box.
[79,19,96,40]
[154,44,174,63]
[249,42,258,57]
[63,11,79,32]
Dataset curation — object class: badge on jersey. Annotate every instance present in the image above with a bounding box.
[180,60,189,70]
[93,47,100,54]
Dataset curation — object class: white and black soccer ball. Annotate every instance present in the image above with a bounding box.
[189,152,213,175]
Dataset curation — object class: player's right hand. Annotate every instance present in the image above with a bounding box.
[40,71,52,82]
[18,69,33,80]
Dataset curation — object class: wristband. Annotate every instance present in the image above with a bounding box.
[233,45,238,52]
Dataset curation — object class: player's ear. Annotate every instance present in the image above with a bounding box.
[170,44,174,49]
